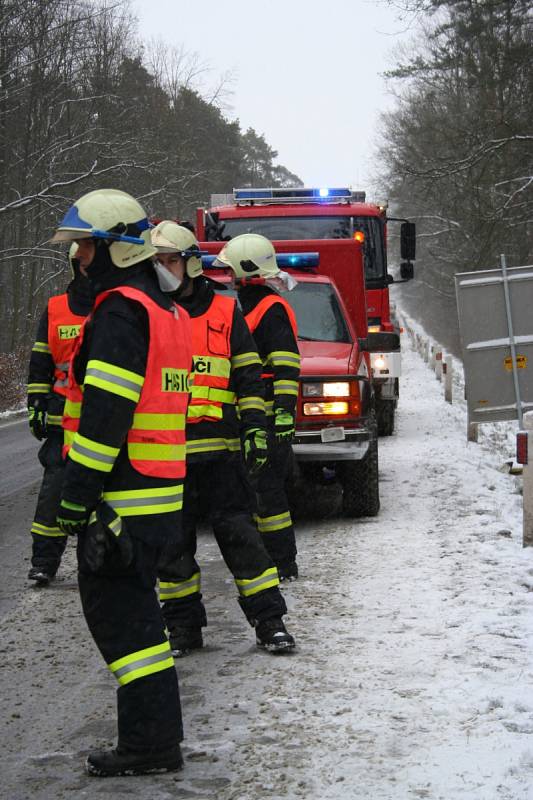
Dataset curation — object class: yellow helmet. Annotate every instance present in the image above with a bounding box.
[51,189,155,268]
[214,233,279,281]
[151,221,203,278]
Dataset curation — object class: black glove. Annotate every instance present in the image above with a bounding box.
[57,499,90,535]
[28,396,48,440]
[274,408,295,444]
[243,428,268,475]
[84,503,133,571]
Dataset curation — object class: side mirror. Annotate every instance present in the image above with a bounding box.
[400,261,414,280]
[365,332,400,351]
[400,221,416,261]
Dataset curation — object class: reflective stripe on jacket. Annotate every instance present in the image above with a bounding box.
[47,293,86,397]
[188,293,236,424]
[63,286,191,480]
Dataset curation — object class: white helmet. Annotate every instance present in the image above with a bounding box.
[214,233,280,280]
[151,221,203,278]
[51,189,155,268]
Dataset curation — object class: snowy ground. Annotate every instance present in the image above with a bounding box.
[2,320,533,799]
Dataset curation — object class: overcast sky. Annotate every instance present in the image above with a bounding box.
[132,0,413,192]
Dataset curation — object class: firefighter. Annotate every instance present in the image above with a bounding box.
[214,234,300,580]
[152,221,295,655]
[51,190,191,777]
[27,244,94,584]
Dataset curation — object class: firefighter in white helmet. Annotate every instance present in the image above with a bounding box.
[214,234,300,580]
[26,244,93,585]
[152,221,295,654]
[51,189,192,777]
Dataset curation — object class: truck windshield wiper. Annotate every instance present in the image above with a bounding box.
[298,335,322,341]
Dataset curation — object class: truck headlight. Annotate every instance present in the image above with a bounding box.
[303,401,349,416]
[302,381,350,398]
[373,355,387,370]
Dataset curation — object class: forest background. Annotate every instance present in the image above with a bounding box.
[0,0,531,408]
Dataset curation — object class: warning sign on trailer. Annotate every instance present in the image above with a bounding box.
[455,264,533,424]
[504,355,527,371]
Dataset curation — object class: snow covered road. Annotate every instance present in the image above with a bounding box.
[2,328,533,799]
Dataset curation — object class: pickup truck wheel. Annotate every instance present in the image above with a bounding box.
[340,434,380,517]
[377,399,395,437]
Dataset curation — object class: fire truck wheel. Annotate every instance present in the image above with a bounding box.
[377,399,395,437]
[340,434,380,518]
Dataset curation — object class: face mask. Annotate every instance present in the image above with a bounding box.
[265,271,298,293]
[154,260,182,293]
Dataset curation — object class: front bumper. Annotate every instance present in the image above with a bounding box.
[292,427,371,462]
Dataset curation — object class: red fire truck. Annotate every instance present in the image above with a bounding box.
[195,187,416,436]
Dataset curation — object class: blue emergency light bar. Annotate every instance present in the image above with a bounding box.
[201,252,319,270]
[233,187,356,204]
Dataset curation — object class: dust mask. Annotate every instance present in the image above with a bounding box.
[154,260,182,293]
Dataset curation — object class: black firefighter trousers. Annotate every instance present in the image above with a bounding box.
[30,433,68,575]
[158,453,287,632]
[77,530,182,754]
[253,435,297,570]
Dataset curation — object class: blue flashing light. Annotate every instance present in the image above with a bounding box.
[202,252,320,270]
[233,187,352,204]
[277,253,319,270]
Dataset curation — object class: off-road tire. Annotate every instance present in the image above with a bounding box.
[377,398,395,436]
[340,431,380,517]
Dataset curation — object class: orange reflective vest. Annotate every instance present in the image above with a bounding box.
[244,294,298,380]
[244,295,298,339]
[188,293,236,424]
[63,287,191,479]
[47,293,86,397]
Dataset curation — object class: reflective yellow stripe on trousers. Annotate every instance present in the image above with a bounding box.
[235,567,280,597]
[256,511,293,533]
[108,641,174,686]
[159,572,201,601]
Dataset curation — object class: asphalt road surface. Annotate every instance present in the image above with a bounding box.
[0,417,42,615]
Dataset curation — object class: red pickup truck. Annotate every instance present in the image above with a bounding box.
[202,239,395,517]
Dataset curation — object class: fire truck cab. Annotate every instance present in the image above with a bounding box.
[196,186,416,437]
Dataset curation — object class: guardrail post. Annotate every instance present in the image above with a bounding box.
[523,412,533,547]
[444,356,453,403]
[423,341,429,362]
[435,351,443,382]
[430,345,436,370]
[467,409,479,442]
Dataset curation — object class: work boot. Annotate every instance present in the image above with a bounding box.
[277,561,298,582]
[86,745,184,777]
[168,626,203,658]
[256,618,295,653]
[28,566,53,585]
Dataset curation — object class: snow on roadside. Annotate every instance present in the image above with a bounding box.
[219,319,533,800]
[4,316,533,800]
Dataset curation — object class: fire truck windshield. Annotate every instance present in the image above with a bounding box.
[206,215,386,283]
[284,282,351,343]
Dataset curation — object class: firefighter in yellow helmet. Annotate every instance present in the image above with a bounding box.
[51,190,192,777]
[214,234,300,580]
[152,221,295,654]
[26,244,94,584]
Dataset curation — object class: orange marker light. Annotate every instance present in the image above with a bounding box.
[353,231,365,243]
